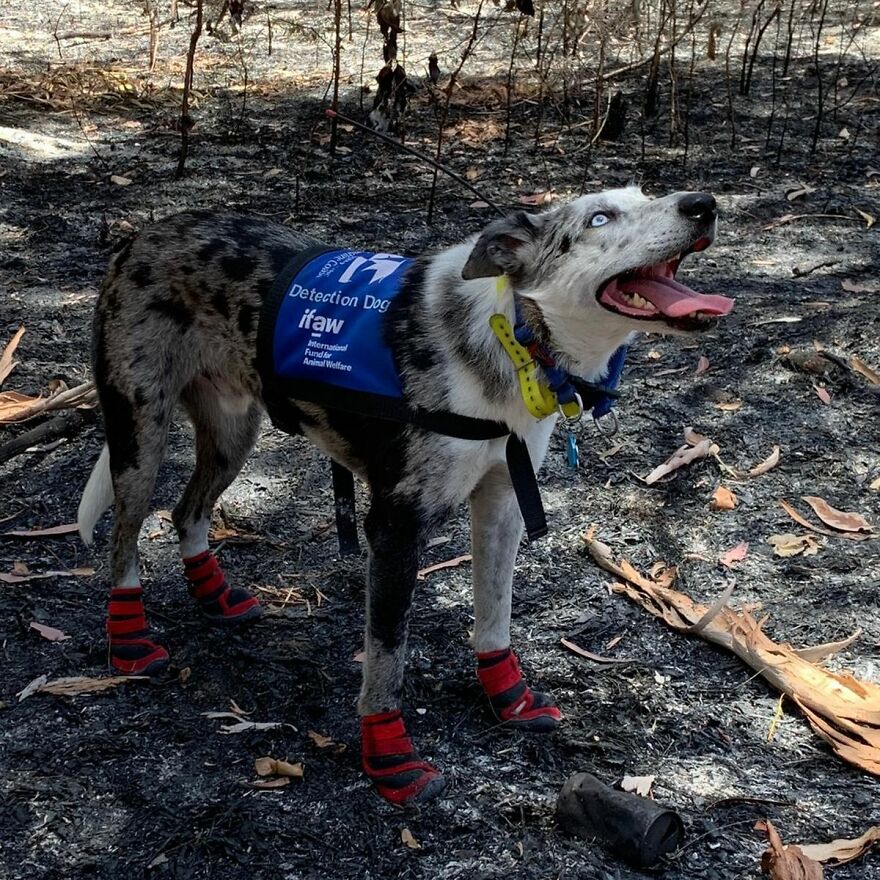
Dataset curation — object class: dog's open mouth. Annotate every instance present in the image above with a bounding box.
[597,238,734,330]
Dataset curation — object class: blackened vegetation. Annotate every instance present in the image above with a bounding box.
[1,9,879,880]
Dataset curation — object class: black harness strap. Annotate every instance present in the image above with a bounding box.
[331,460,360,555]
[506,435,548,541]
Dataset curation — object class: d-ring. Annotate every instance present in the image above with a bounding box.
[592,410,619,437]
[558,392,583,424]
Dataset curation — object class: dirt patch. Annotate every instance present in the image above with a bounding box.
[2,2,880,879]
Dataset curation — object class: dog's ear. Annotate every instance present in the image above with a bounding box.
[461,211,543,280]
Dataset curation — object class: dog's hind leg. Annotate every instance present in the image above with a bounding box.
[101,376,176,676]
[172,378,263,626]
[470,464,562,733]
[358,495,446,806]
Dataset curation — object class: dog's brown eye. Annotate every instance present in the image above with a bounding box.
[590,213,610,228]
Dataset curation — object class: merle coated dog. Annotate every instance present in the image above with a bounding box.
[78,187,732,805]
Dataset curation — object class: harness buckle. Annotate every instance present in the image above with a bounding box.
[592,410,619,438]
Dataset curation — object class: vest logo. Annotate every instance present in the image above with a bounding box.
[298,308,345,335]
[337,253,407,285]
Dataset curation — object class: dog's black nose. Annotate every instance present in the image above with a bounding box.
[678,192,717,221]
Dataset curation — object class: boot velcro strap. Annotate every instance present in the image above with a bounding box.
[107,615,148,636]
[108,600,145,616]
[476,649,523,695]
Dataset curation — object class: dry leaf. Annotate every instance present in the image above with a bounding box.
[814,386,831,405]
[0,566,94,584]
[465,166,481,181]
[855,209,876,229]
[307,730,344,752]
[417,554,472,579]
[758,820,824,880]
[179,667,192,683]
[850,356,880,386]
[255,756,275,776]
[110,174,132,186]
[518,189,556,206]
[802,497,872,534]
[779,500,872,542]
[799,826,880,866]
[560,637,631,664]
[870,476,880,491]
[719,541,749,567]
[273,760,302,778]
[748,446,781,477]
[620,774,655,797]
[401,828,421,850]
[242,777,290,790]
[469,200,489,209]
[0,326,25,386]
[3,522,79,538]
[710,486,737,511]
[29,622,70,642]
[766,533,821,558]
[0,391,41,421]
[695,355,710,375]
[714,399,743,412]
[583,534,880,778]
[683,427,708,446]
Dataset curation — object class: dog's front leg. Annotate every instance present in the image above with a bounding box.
[358,496,446,805]
[470,464,562,732]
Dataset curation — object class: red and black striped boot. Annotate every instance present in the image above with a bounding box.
[107,586,170,675]
[183,550,262,625]
[476,647,562,732]
[361,710,446,806]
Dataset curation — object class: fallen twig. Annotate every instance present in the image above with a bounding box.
[582,532,880,776]
[0,380,97,424]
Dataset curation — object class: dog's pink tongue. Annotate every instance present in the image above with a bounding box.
[621,276,734,318]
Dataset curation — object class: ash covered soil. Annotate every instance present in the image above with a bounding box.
[1,2,880,879]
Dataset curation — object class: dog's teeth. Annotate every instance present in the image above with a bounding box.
[628,293,653,310]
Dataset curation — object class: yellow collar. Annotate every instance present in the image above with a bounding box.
[490,278,582,421]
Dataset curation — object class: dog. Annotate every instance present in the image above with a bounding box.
[77,187,732,805]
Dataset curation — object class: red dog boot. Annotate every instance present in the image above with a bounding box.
[361,710,446,806]
[183,551,262,625]
[107,586,170,675]
[476,647,562,732]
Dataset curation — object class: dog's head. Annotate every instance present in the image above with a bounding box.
[462,187,734,366]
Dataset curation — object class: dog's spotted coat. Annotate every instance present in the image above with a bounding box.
[79,188,723,804]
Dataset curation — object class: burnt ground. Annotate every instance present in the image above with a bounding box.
[2,3,880,879]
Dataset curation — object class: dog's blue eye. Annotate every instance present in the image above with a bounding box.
[590,213,610,228]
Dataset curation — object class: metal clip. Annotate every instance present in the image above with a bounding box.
[592,410,619,438]
[558,392,583,424]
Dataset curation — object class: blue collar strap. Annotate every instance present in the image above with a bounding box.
[512,297,627,421]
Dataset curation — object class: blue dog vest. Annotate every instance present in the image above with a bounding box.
[270,248,412,402]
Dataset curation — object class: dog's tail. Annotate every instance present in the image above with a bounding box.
[78,444,114,545]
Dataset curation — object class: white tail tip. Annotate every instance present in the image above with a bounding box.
[77,444,113,544]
